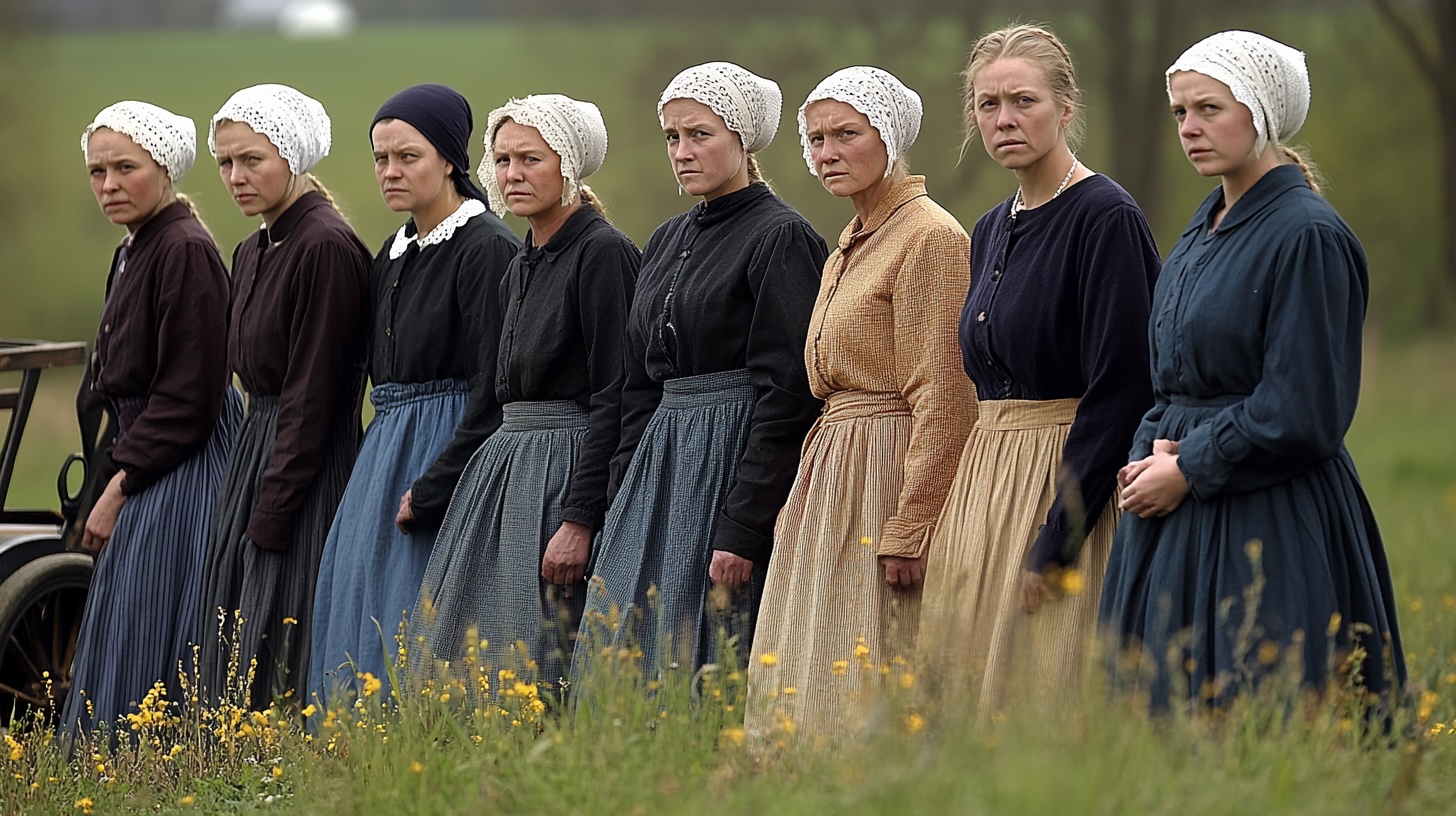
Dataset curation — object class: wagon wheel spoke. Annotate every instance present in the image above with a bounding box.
[0,680,47,709]
[7,629,46,688]
[49,591,65,673]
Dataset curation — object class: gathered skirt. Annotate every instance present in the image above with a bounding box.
[409,400,589,697]
[196,392,357,708]
[920,398,1117,714]
[61,389,242,736]
[746,390,920,737]
[307,379,468,709]
[1098,397,1406,711]
[573,369,761,685]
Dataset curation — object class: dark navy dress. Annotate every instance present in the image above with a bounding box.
[1099,165,1406,710]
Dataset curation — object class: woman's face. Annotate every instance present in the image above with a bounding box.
[86,128,171,232]
[802,99,889,199]
[1168,71,1260,179]
[492,119,566,220]
[660,98,749,202]
[971,57,1073,172]
[213,119,296,224]
[371,117,454,216]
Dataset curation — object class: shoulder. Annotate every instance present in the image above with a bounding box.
[455,207,522,247]
[900,195,971,244]
[578,216,641,257]
[971,197,1013,241]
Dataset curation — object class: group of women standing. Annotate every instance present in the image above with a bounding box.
[63,22,1405,742]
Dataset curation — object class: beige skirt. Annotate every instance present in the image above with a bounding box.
[920,398,1117,714]
[746,391,920,738]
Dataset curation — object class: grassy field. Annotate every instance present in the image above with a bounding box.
[2,12,1455,815]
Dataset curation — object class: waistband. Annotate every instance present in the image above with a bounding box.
[659,368,755,409]
[501,400,590,432]
[371,378,470,410]
[975,398,1079,431]
[822,390,911,422]
[1169,394,1244,409]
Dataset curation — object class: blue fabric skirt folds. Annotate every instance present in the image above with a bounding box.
[573,368,763,684]
[308,379,468,708]
[62,388,242,736]
[1098,398,1406,710]
[409,400,588,696]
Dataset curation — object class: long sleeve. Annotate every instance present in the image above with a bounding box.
[877,224,975,559]
[111,240,230,495]
[610,228,669,493]
[560,233,639,530]
[1026,206,1158,573]
[246,241,367,551]
[408,232,518,526]
[709,223,827,563]
[1175,224,1365,499]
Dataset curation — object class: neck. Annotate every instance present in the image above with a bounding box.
[262,176,309,229]
[413,190,466,240]
[1013,146,1078,210]
[1218,145,1283,218]
[527,201,579,247]
[851,174,899,226]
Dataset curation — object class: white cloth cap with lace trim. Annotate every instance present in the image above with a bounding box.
[799,66,923,179]
[209,83,333,175]
[658,62,782,154]
[82,101,197,182]
[1166,30,1309,155]
[480,94,608,217]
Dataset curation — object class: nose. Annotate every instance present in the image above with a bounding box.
[671,140,691,164]
[1178,115,1199,140]
[503,158,524,182]
[996,105,1017,130]
[226,162,246,186]
[100,169,121,192]
[382,158,402,179]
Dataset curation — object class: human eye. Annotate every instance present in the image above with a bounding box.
[88,166,104,176]
[494,155,509,165]
[1170,106,1186,120]
[978,99,996,111]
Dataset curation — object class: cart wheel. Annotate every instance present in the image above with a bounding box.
[0,552,92,722]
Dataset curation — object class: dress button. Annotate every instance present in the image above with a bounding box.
[976,311,987,322]
[385,327,393,337]
[103,324,111,332]
[992,270,1002,282]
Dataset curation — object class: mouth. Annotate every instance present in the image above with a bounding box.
[676,170,700,178]
[233,193,256,204]
[1187,148,1211,159]
[383,188,407,195]
[996,140,1026,150]
[102,201,126,210]
[821,171,847,181]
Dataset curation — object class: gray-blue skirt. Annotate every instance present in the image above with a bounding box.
[409,400,588,696]
[61,388,242,736]
[308,379,468,708]
[572,369,764,686]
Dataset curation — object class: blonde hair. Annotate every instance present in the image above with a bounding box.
[577,184,612,222]
[1277,143,1324,196]
[962,23,1086,153]
[174,192,216,242]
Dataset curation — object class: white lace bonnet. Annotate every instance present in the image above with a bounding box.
[82,101,197,182]
[658,62,782,154]
[798,66,923,178]
[478,94,608,216]
[1166,30,1309,155]
[208,83,333,175]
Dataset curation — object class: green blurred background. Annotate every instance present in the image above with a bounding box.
[1,1,1452,603]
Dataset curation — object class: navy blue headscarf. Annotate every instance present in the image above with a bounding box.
[370,83,487,203]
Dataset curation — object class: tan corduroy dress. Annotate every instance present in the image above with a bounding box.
[746,177,975,737]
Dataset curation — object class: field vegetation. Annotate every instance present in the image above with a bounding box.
[2,10,1454,815]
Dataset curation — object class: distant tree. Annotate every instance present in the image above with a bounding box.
[1373,0,1456,312]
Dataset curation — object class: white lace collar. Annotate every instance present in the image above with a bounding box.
[389,198,487,260]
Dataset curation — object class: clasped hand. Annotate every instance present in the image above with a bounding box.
[1118,439,1189,519]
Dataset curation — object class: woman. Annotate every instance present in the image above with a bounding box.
[62,101,240,737]
[198,83,372,709]
[747,67,975,736]
[410,94,638,697]
[1099,30,1405,711]
[308,84,520,709]
[919,24,1161,713]
[575,62,828,684]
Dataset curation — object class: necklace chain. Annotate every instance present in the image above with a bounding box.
[1012,157,1080,214]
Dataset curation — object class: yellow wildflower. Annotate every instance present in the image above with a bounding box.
[411,761,425,774]
[301,704,318,718]
[899,672,915,690]
[759,652,778,667]
[831,660,848,676]
[360,672,382,698]
[283,617,298,625]
[181,795,195,806]
[1059,568,1085,596]
[271,766,283,779]
[75,799,94,814]
[906,713,925,734]
[719,727,746,747]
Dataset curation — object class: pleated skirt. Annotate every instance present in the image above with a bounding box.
[920,398,1117,714]
[61,389,242,737]
[307,380,468,709]
[408,400,589,697]
[746,390,919,737]
[1098,398,1406,711]
[196,393,357,708]
[573,369,761,685]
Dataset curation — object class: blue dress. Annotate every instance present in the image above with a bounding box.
[1098,165,1405,710]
